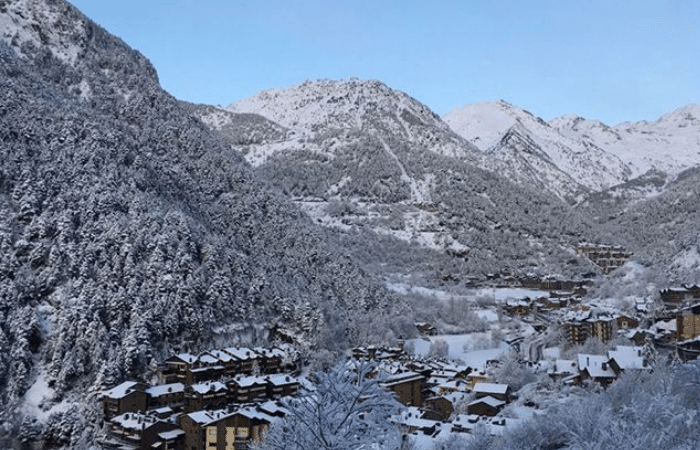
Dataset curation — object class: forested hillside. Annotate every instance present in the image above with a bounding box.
[0,1,404,446]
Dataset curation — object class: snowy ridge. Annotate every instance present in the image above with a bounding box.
[551,104,700,178]
[444,100,632,195]
[228,78,479,160]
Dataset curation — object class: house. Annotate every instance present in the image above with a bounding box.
[228,375,268,403]
[185,381,228,413]
[676,304,700,340]
[103,412,180,450]
[548,360,579,384]
[562,311,615,345]
[577,354,616,385]
[179,407,275,450]
[504,299,532,316]
[223,347,261,374]
[162,353,198,384]
[380,371,425,407]
[465,371,489,389]
[423,396,455,421]
[415,322,438,336]
[472,383,511,403]
[577,243,632,274]
[264,374,300,399]
[607,346,649,374]
[146,383,186,412]
[254,347,285,374]
[395,409,442,436]
[660,285,700,307]
[615,315,639,330]
[467,396,505,417]
[102,381,148,419]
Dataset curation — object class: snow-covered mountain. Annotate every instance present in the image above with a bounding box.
[192,81,599,282]
[0,1,406,446]
[228,78,481,161]
[444,100,632,196]
[551,104,700,178]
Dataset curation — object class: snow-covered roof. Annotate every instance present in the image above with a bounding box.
[146,383,185,397]
[577,354,616,379]
[112,412,159,431]
[207,349,234,363]
[158,429,185,440]
[224,347,259,361]
[550,359,578,375]
[255,347,285,358]
[265,374,298,386]
[608,346,647,370]
[169,353,197,364]
[103,381,143,399]
[468,396,506,408]
[186,409,230,425]
[232,375,267,388]
[381,371,424,387]
[257,400,289,417]
[473,382,509,395]
[197,354,219,365]
[191,381,227,394]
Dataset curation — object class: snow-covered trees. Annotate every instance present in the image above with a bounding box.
[258,363,402,450]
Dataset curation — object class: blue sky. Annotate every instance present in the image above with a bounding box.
[69,0,698,125]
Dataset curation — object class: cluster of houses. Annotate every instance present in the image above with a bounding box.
[99,345,301,450]
[351,344,517,439]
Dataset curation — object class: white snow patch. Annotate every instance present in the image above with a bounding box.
[23,370,74,422]
[408,334,509,371]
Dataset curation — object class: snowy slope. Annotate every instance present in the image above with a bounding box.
[551,104,700,178]
[444,100,632,195]
[228,78,480,160]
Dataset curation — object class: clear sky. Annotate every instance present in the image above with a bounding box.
[69,0,698,125]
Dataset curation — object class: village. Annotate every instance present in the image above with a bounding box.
[97,244,700,450]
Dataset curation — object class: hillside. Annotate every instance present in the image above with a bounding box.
[207,81,602,283]
[0,0,404,446]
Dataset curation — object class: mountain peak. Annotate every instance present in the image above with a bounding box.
[1,0,90,65]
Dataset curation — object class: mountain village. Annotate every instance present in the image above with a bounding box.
[97,242,700,450]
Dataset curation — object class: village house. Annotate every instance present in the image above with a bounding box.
[146,383,186,412]
[472,382,511,403]
[101,412,180,450]
[264,374,300,399]
[102,381,148,420]
[607,346,649,374]
[380,371,426,407]
[660,285,700,307]
[415,322,438,336]
[548,359,580,384]
[577,354,616,385]
[223,347,261,374]
[228,375,269,404]
[185,381,228,413]
[562,310,616,345]
[466,396,505,417]
[179,407,276,450]
[676,304,700,341]
[161,353,198,384]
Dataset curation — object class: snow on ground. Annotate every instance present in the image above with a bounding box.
[23,369,75,422]
[470,287,551,302]
[408,334,509,371]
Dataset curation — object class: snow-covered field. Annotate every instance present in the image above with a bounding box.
[407,333,509,371]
